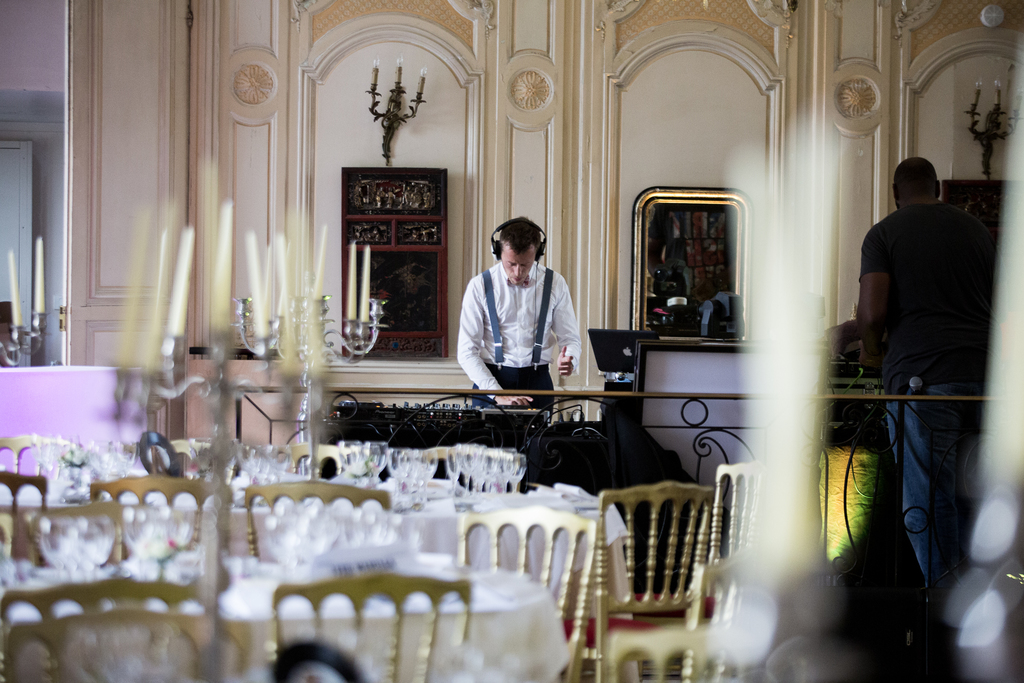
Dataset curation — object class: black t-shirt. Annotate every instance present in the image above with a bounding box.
[860,203,996,394]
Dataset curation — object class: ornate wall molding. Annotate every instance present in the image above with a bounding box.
[232,63,278,105]
[616,0,776,54]
[894,0,941,42]
[509,69,553,111]
[835,77,879,119]
[310,0,474,48]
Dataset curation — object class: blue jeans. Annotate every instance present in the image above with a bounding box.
[888,382,984,587]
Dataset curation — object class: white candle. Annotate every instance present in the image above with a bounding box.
[7,250,22,327]
[211,201,234,333]
[313,225,328,300]
[145,228,170,368]
[418,66,427,95]
[245,231,268,339]
[33,237,43,315]
[359,245,371,323]
[118,212,151,368]
[264,237,274,320]
[166,228,195,337]
[396,54,403,83]
[346,242,358,320]
[275,234,292,330]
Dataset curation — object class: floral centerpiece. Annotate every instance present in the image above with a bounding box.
[58,444,93,504]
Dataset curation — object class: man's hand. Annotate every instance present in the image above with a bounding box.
[558,346,574,376]
[496,395,533,406]
[858,340,884,368]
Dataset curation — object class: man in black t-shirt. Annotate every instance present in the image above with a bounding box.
[858,157,995,587]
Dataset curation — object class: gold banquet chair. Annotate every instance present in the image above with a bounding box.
[1,579,197,683]
[288,443,341,478]
[586,481,715,683]
[606,557,746,683]
[6,608,209,683]
[456,506,595,682]
[0,472,47,557]
[245,481,391,557]
[0,436,38,474]
[709,461,764,564]
[90,475,215,508]
[272,573,471,683]
[605,623,718,683]
[26,501,125,566]
[0,512,12,558]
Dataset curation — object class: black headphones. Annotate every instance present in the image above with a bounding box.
[490,217,546,261]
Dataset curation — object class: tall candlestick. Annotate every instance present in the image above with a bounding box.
[211,201,234,333]
[996,79,1002,107]
[313,225,328,300]
[973,81,981,108]
[418,66,427,96]
[359,245,371,323]
[396,54,403,83]
[346,242,357,319]
[33,237,43,314]
[166,227,195,337]
[372,55,380,87]
[7,250,22,327]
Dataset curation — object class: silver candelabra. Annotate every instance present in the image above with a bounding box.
[0,311,46,367]
[233,293,385,442]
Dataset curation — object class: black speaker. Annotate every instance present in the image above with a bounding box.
[490,217,546,261]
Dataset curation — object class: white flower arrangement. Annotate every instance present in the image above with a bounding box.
[59,445,90,469]
[134,536,180,562]
[345,457,374,479]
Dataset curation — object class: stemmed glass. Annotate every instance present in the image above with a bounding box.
[482,449,506,494]
[38,516,76,579]
[80,516,116,579]
[414,449,439,507]
[123,506,195,580]
[509,452,528,493]
[363,442,389,486]
[387,448,416,512]
[446,446,466,496]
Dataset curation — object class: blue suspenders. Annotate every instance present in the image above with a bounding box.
[481,267,555,367]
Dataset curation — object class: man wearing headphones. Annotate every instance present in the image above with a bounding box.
[457,217,582,408]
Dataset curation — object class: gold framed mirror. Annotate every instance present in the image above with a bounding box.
[632,187,751,336]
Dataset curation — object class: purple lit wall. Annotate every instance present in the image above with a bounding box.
[0,366,145,473]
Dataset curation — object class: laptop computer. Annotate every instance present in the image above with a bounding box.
[587,328,659,374]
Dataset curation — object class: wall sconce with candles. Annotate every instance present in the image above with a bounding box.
[367,55,427,166]
[967,78,1021,180]
[2,238,47,367]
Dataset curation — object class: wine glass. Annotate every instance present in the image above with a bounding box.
[509,452,528,493]
[81,516,116,579]
[447,445,466,495]
[363,442,389,487]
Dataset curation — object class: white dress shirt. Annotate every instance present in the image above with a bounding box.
[457,262,582,391]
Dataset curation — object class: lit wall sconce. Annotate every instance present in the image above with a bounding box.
[367,55,427,166]
[966,79,1020,180]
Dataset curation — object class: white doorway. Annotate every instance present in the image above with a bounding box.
[0,140,32,360]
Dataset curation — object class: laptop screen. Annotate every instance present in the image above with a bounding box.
[587,329,659,374]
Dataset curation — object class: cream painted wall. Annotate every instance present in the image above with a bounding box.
[313,44,468,353]
[618,49,768,327]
